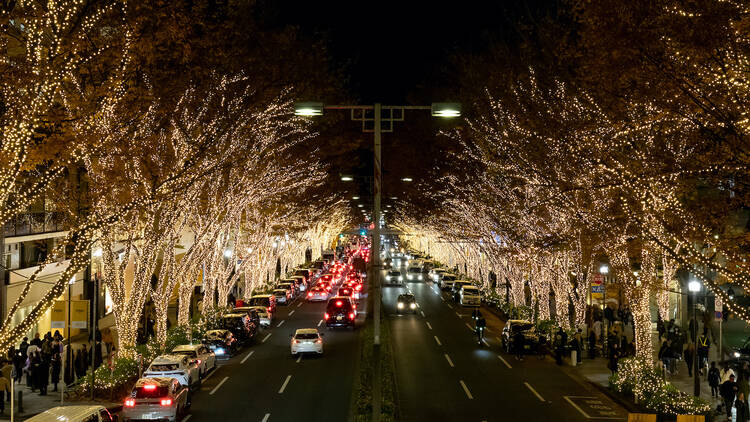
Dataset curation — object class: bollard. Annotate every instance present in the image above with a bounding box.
[571,350,577,367]
[17,390,23,414]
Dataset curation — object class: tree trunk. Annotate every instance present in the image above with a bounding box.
[155,300,169,348]
[632,289,653,361]
[115,310,138,356]
[178,282,193,326]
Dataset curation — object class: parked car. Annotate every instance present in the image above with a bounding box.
[325,297,357,329]
[122,378,190,422]
[278,280,298,297]
[274,288,292,305]
[396,294,418,314]
[429,268,447,282]
[221,313,257,344]
[237,306,271,327]
[171,344,217,377]
[27,406,115,422]
[202,329,238,358]
[291,328,324,356]
[451,281,473,301]
[290,275,307,292]
[143,354,200,390]
[459,285,481,307]
[247,294,276,315]
[439,274,458,290]
[501,320,538,354]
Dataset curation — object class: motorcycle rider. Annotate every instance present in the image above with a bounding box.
[475,314,487,345]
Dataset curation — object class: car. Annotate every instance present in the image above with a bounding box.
[221,313,257,343]
[501,320,539,354]
[396,294,418,314]
[274,288,291,305]
[429,268,447,282]
[171,344,217,377]
[406,266,423,281]
[278,281,298,297]
[325,297,357,329]
[307,286,329,301]
[27,406,115,422]
[386,270,403,284]
[290,275,307,292]
[247,294,276,315]
[439,274,458,290]
[316,280,333,292]
[202,329,238,358]
[294,268,312,283]
[459,285,481,307]
[291,328,324,355]
[143,354,200,390]
[451,281,473,301]
[122,378,190,422]
[338,286,355,301]
[237,306,272,327]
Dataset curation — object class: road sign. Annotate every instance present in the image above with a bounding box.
[715,311,723,321]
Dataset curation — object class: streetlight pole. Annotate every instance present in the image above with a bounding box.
[689,279,701,397]
[373,103,382,345]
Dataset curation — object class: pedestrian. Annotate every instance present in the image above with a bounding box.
[688,317,697,343]
[0,372,9,415]
[659,339,672,375]
[588,330,596,359]
[30,333,41,348]
[684,343,695,377]
[657,315,665,340]
[593,319,602,343]
[12,347,23,383]
[721,362,737,384]
[50,348,61,392]
[0,360,11,402]
[697,329,710,375]
[19,338,28,361]
[709,361,721,397]
[608,343,620,374]
[572,329,583,364]
[554,328,566,365]
[513,329,525,361]
[81,344,89,371]
[36,353,48,395]
[721,374,739,420]
[737,392,750,422]
[75,349,85,379]
[29,352,39,392]
[53,330,63,342]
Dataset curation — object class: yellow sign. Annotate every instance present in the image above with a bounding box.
[50,300,89,330]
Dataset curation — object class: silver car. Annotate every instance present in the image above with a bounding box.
[122,377,190,422]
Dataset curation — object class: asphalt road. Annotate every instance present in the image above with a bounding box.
[182,272,364,422]
[383,267,629,422]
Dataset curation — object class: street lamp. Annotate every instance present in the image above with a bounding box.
[689,279,701,397]
[341,176,354,181]
[358,204,364,208]
[294,102,324,116]
[431,102,462,118]
[401,177,413,182]
[599,264,609,275]
[353,196,360,200]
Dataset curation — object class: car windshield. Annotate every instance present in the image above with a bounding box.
[443,275,456,281]
[295,333,319,340]
[408,267,421,273]
[222,318,242,327]
[248,298,269,306]
[172,350,197,358]
[463,288,478,293]
[149,364,178,372]
[388,271,400,276]
[512,323,535,333]
[133,386,169,398]
[398,295,415,302]
[274,290,286,295]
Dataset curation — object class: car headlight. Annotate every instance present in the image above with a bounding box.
[410,303,417,309]
[418,275,423,280]
[397,302,404,309]
[735,351,741,358]
[399,276,403,281]
[215,348,225,356]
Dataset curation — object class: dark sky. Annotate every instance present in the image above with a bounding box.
[257,0,537,103]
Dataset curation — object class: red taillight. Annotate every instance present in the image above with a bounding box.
[196,359,201,365]
[356,285,362,291]
[160,398,172,406]
[125,399,135,407]
[267,306,272,313]
[143,384,157,391]
[315,339,322,344]
[324,313,330,320]
[336,301,342,307]
[293,339,299,344]
[349,312,355,320]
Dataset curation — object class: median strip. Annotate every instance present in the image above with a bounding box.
[297,302,303,308]
[241,350,254,364]
[444,354,455,368]
[181,415,192,422]
[459,380,473,399]
[289,310,295,316]
[278,375,292,394]
[446,303,453,309]
[524,381,546,402]
[209,376,229,395]
[317,319,324,327]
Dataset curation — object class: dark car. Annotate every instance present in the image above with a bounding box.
[233,307,261,328]
[202,329,238,358]
[221,313,257,344]
[325,297,357,329]
[501,320,538,354]
[396,294,418,314]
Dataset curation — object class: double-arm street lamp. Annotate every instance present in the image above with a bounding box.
[688,279,701,397]
[295,101,461,348]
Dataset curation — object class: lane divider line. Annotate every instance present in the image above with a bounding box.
[289,310,295,316]
[317,319,324,327]
[444,354,455,368]
[460,380,474,399]
[297,302,303,308]
[296,354,302,363]
[482,339,490,347]
[261,413,270,422]
[262,333,272,343]
[209,376,229,395]
[434,336,442,346]
[278,375,292,394]
[203,370,216,382]
[446,303,453,309]
[498,355,512,369]
[465,323,474,331]
[241,350,255,364]
[277,320,285,327]
[524,381,546,402]
[426,322,433,330]
[455,312,461,318]
[420,310,425,317]
[181,415,192,422]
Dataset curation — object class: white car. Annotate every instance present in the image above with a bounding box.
[386,270,403,283]
[430,268,447,282]
[143,354,200,390]
[171,344,217,377]
[460,286,481,307]
[245,306,272,327]
[406,266,423,281]
[291,328,323,355]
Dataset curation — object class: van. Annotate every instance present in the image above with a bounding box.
[27,405,115,422]
[460,285,481,307]
[247,294,276,315]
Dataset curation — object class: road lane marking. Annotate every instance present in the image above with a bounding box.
[465,323,474,331]
[498,355,512,369]
[296,354,302,363]
[181,415,192,422]
[444,354,455,367]
[203,370,216,382]
[278,375,292,394]
[277,320,285,327]
[241,350,255,364]
[459,380,473,399]
[434,336,442,346]
[496,336,502,343]
[297,302,303,307]
[455,312,461,318]
[289,310,295,316]
[262,333,272,343]
[209,376,228,395]
[482,339,490,347]
[317,319,324,327]
[420,310,425,317]
[524,382,545,402]
[261,413,270,422]
[426,322,433,330]
[446,303,453,309]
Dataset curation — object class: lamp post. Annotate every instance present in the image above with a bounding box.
[689,279,701,397]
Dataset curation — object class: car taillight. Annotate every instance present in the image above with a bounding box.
[143,384,157,391]
[336,301,342,307]
[125,399,135,407]
[356,285,362,291]
[160,398,173,406]
[267,306,272,313]
[315,339,322,344]
[324,313,330,320]
[308,292,313,297]
[293,339,299,344]
[349,312,355,320]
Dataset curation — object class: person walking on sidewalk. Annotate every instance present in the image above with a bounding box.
[698,329,710,376]
[75,348,85,380]
[722,362,737,384]
[0,360,11,402]
[0,373,9,415]
[721,374,739,420]
[709,362,721,398]
[659,339,673,375]
[608,343,620,374]
[50,347,61,392]
[572,329,583,364]
[684,343,695,377]
[737,392,750,422]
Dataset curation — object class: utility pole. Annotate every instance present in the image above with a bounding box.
[373,103,381,345]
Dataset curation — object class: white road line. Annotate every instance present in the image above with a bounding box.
[297,302,303,307]
[524,382,546,402]
[465,323,474,331]
[317,319,324,327]
[278,375,292,394]
[459,380,473,399]
[446,303,453,309]
[241,350,255,364]
[261,413,270,422]
[498,355,512,369]
[262,333,272,343]
[181,415,192,422]
[289,310,295,316]
[482,339,490,347]
[296,354,302,363]
[455,312,461,318]
[444,354,455,368]
[277,320,285,327]
[563,396,591,418]
[496,336,502,343]
[420,310,425,317]
[434,336,442,346]
[209,376,229,395]
[203,370,216,382]
[426,322,433,330]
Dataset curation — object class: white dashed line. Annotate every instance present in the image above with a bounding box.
[524,382,546,402]
[289,310,295,316]
[460,380,474,399]
[262,333,272,343]
[261,413,270,422]
[455,312,461,318]
[420,310,425,317]
[181,415,192,422]
[317,319,324,327]
[426,322,433,330]
[482,339,490,347]
[209,376,229,395]
[296,354,302,363]
[203,370,216,382]
[434,336,442,346]
[278,375,292,394]
[297,302,303,308]
[444,354,455,368]
[498,355,512,369]
[446,303,453,309]
[241,350,254,364]
[277,320,285,327]
[465,323,474,331]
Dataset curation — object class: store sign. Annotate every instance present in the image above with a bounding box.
[50,300,89,329]
[591,273,604,299]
